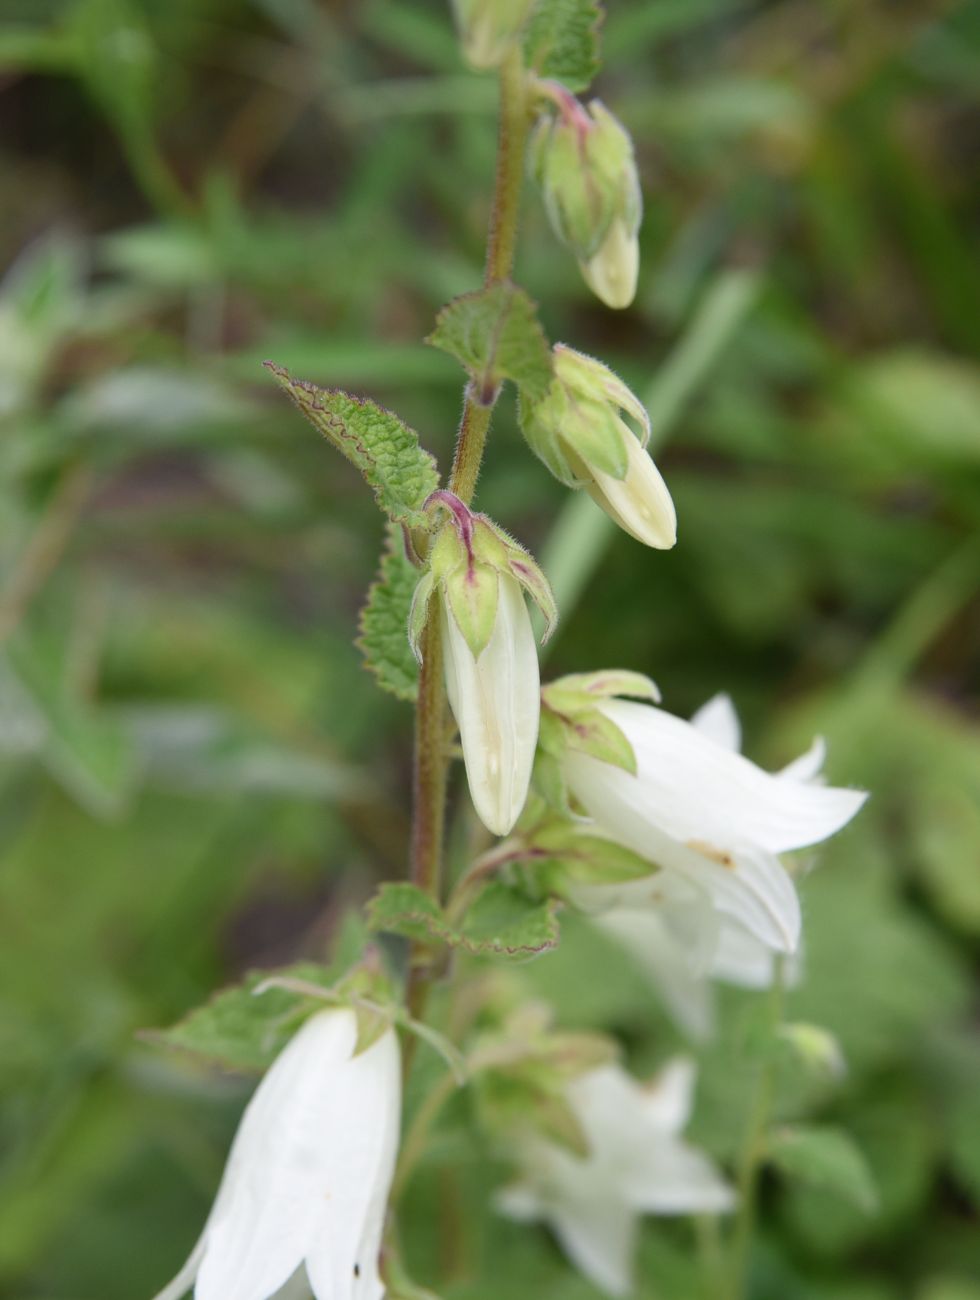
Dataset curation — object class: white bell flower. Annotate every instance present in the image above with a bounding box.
[153,1009,401,1300]
[441,571,541,837]
[411,494,557,839]
[564,692,866,959]
[497,1058,733,1296]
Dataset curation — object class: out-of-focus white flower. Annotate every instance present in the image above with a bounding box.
[497,1059,733,1296]
[152,1009,401,1300]
[411,492,557,838]
[520,346,676,550]
[563,691,866,962]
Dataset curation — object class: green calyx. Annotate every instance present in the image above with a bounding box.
[530,96,640,261]
[519,344,651,487]
[536,669,661,797]
[408,492,558,661]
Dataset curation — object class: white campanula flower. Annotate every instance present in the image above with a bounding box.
[520,346,676,551]
[153,1009,401,1300]
[411,492,557,838]
[440,570,541,836]
[563,690,866,962]
[497,1059,733,1296]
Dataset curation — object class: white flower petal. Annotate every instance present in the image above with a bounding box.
[690,693,741,752]
[441,572,539,837]
[623,1137,735,1215]
[194,1012,363,1300]
[304,1029,401,1300]
[585,430,677,550]
[580,218,639,310]
[590,906,715,1040]
[778,735,827,784]
[582,699,866,854]
[710,919,804,989]
[495,1181,545,1224]
[550,1196,637,1297]
[637,1058,696,1134]
[565,753,802,951]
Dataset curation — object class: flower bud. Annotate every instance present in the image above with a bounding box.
[410,492,558,837]
[452,0,534,69]
[520,345,677,549]
[530,95,642,308]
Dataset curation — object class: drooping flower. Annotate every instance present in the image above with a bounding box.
[152,1009,401,1300]
[410,492,557,837]
[529,92,642,308]
[497,1058,733,1296]
[552,683,865,963]
[520,345,676,549]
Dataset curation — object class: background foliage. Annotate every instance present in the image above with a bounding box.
[0,1,977,1296]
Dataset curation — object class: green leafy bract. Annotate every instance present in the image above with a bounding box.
[144,961,341,1073]
[427,282,552,404]
[523,0,603,93]
[368,881,560,960]
[265,362,438,527]
[358,542,421,702]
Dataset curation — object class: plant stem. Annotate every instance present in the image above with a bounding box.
[405,45,530,1029]
[447,44,529,506]
[726,959,786,1300]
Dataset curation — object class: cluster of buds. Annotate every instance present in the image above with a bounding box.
[521,345,676,549]
[529,90,642,309]
[410,491,557,837]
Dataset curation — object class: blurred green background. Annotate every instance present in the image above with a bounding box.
[0,1,978,1297]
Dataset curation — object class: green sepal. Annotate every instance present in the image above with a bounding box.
[407,567,436,664]
[561,706,637,773]
[530,820,654,890]
[559,394,630,479]
[531,743,570,813]
[445,563,500,659]
[545,668,660,707]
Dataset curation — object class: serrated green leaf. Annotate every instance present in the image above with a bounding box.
[523,0,603,93]
[144,961,340,1073]
[460,881,561,957]
[427,282,552,403]
[768,1125,879,1213]
[368,881,560,960]
[367,883,445,943]
[357,544,421,702]
[265,362,439,526]
[146,917,369,1072]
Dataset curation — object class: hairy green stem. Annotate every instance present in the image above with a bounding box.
[405,44,530,1035]
[726,959,786,1300]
